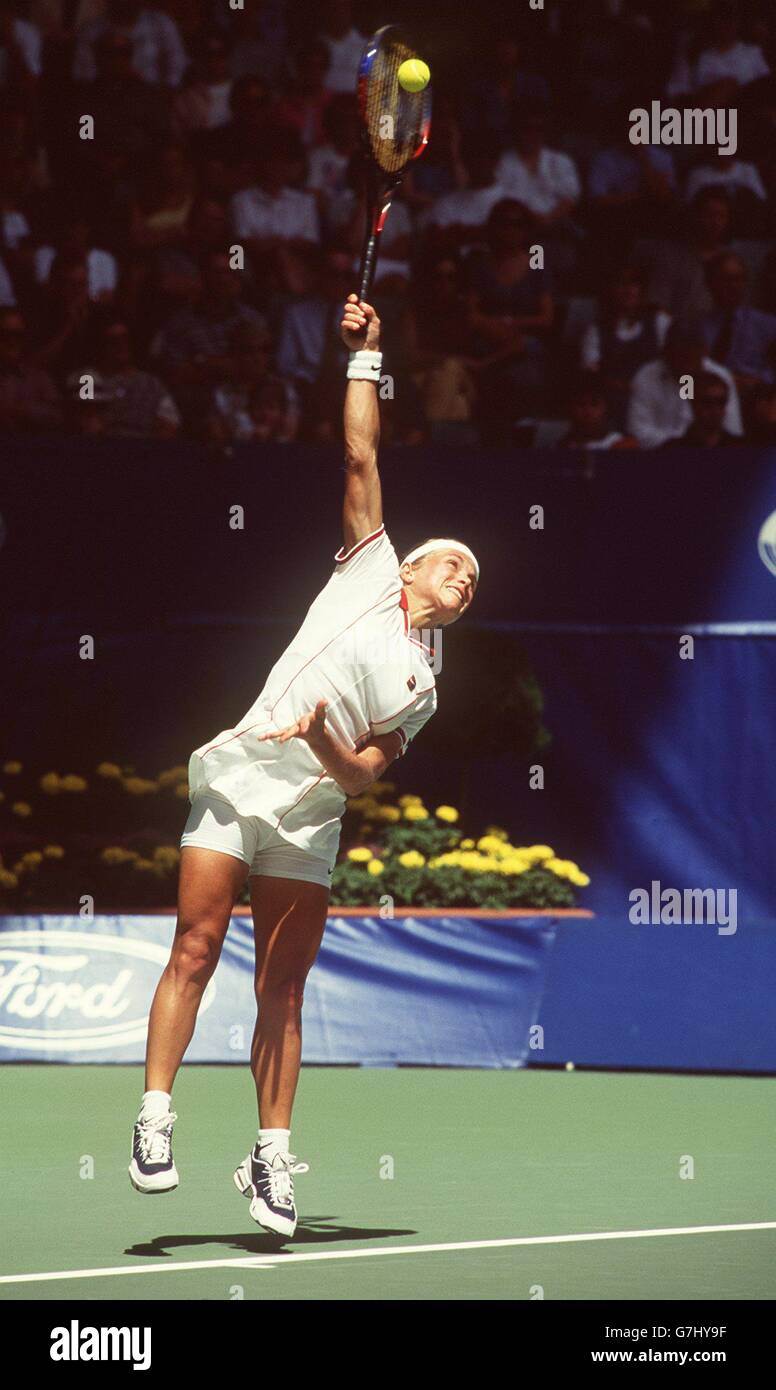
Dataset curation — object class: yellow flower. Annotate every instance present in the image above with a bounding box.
[347,795,381,811]
[123,777,156,795]
[397,794,423,807]
[370,781,394,796]
[374,804,401,822]
[568,869,591,887]
[0,869,19,889]
[347,847,372,863]
[96,762,122,780]
[460,838,475,849]
[20,851,43,868]
[153,845,180,868]
[477,834,508,855]
[398,850,426,868]
[174,783,190,799]
[545,857,574,879]
[157,766,189,788]
[435,805,459,823]
[101,846,135,865]
[43,845,65,859]
[367,858,385,875]
[403,805,429,821]
[39,772,62,795]
[500,857,530,875]
[484,825,509,840]
[60,775,87,793]
[133,858,161,873]
[11,802,32,818]
[3,761,22,774]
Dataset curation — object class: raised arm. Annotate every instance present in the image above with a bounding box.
[340,293,384,553]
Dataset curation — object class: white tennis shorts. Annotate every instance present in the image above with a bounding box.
[180,790,334,889]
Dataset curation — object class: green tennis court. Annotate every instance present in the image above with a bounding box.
[1,1065,774,1302]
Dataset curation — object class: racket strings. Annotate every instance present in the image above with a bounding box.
[363,38,426,174]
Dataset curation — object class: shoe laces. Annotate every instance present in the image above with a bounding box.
[264,1151,309,1209]
[137,1111,177,1164]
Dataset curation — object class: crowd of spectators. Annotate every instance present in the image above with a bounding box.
[2,0,776,450]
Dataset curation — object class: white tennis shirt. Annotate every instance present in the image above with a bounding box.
[188,525,438,862]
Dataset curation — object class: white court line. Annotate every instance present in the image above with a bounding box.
[2,1221,776,1286]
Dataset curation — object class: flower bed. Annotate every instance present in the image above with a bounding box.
[0,761,590,912]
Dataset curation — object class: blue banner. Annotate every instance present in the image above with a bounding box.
[0,912,561,1067]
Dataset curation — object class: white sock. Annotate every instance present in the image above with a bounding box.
[257,1127,290,1162]
[140,1089,172,1121]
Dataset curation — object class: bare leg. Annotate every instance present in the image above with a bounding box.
[144,846,249,1093]
[249,874,329,1129]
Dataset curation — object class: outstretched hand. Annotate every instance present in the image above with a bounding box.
[340,294,381,351]
[257,699,328,749]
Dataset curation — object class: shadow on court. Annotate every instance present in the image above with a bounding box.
[125,1221,417,1258]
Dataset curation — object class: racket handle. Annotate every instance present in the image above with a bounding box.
[359,231,379,302]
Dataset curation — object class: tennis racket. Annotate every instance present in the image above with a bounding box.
[356,24,432,300]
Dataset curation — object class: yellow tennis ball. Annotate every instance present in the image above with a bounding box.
[398,58,430,93]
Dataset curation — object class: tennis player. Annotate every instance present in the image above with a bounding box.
[128,293,480,1237]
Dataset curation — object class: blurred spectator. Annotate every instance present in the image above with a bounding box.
[0,251,14,305]
[699,251,776,392]
[635,187,737,321]
[73,0,187,87]
[209,320,299,444]
[0,2,42,90]
[276,243,351,399]
[228,0,288,85]
[659,370,742,447]
[684,150,767,224]
[32,248,101,382]
[34,205,118,303]
[70,315,180,437]
[402,96,466,213]
[749,381,776,445]
[558,373,638,451]
[586,109,676,251]
[495,102,580,229]
[154,247,268,425]
[28,3,105,40]
[581,263,672,427]
[464,198,554,439]
[130,142,197,250]
[201,74,273,196]
[306,94,359,210]
[405,249,478,431]
[230,130,319,294]
[0,305,61,431]
[275,39,332,148]
[627,322,743,448]
[317,0,364,95]
[423,132,507,247]
[173,28,233,135]
[71,24,171,174]
[669,1,769,98]
[463,33,550,142]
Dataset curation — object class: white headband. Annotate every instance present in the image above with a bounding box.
[401,538,480,582]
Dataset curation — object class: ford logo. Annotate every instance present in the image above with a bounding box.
[0,930,216,1052]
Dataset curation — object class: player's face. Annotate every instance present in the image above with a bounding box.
[423,551,478,625]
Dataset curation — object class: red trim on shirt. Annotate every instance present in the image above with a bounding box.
[334,524,386,565]
[370,684,435,728]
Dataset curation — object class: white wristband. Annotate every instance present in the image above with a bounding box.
[347,349,382,382]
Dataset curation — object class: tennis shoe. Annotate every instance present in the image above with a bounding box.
[129,1110,179,1193]
[233,1143,309,1237]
